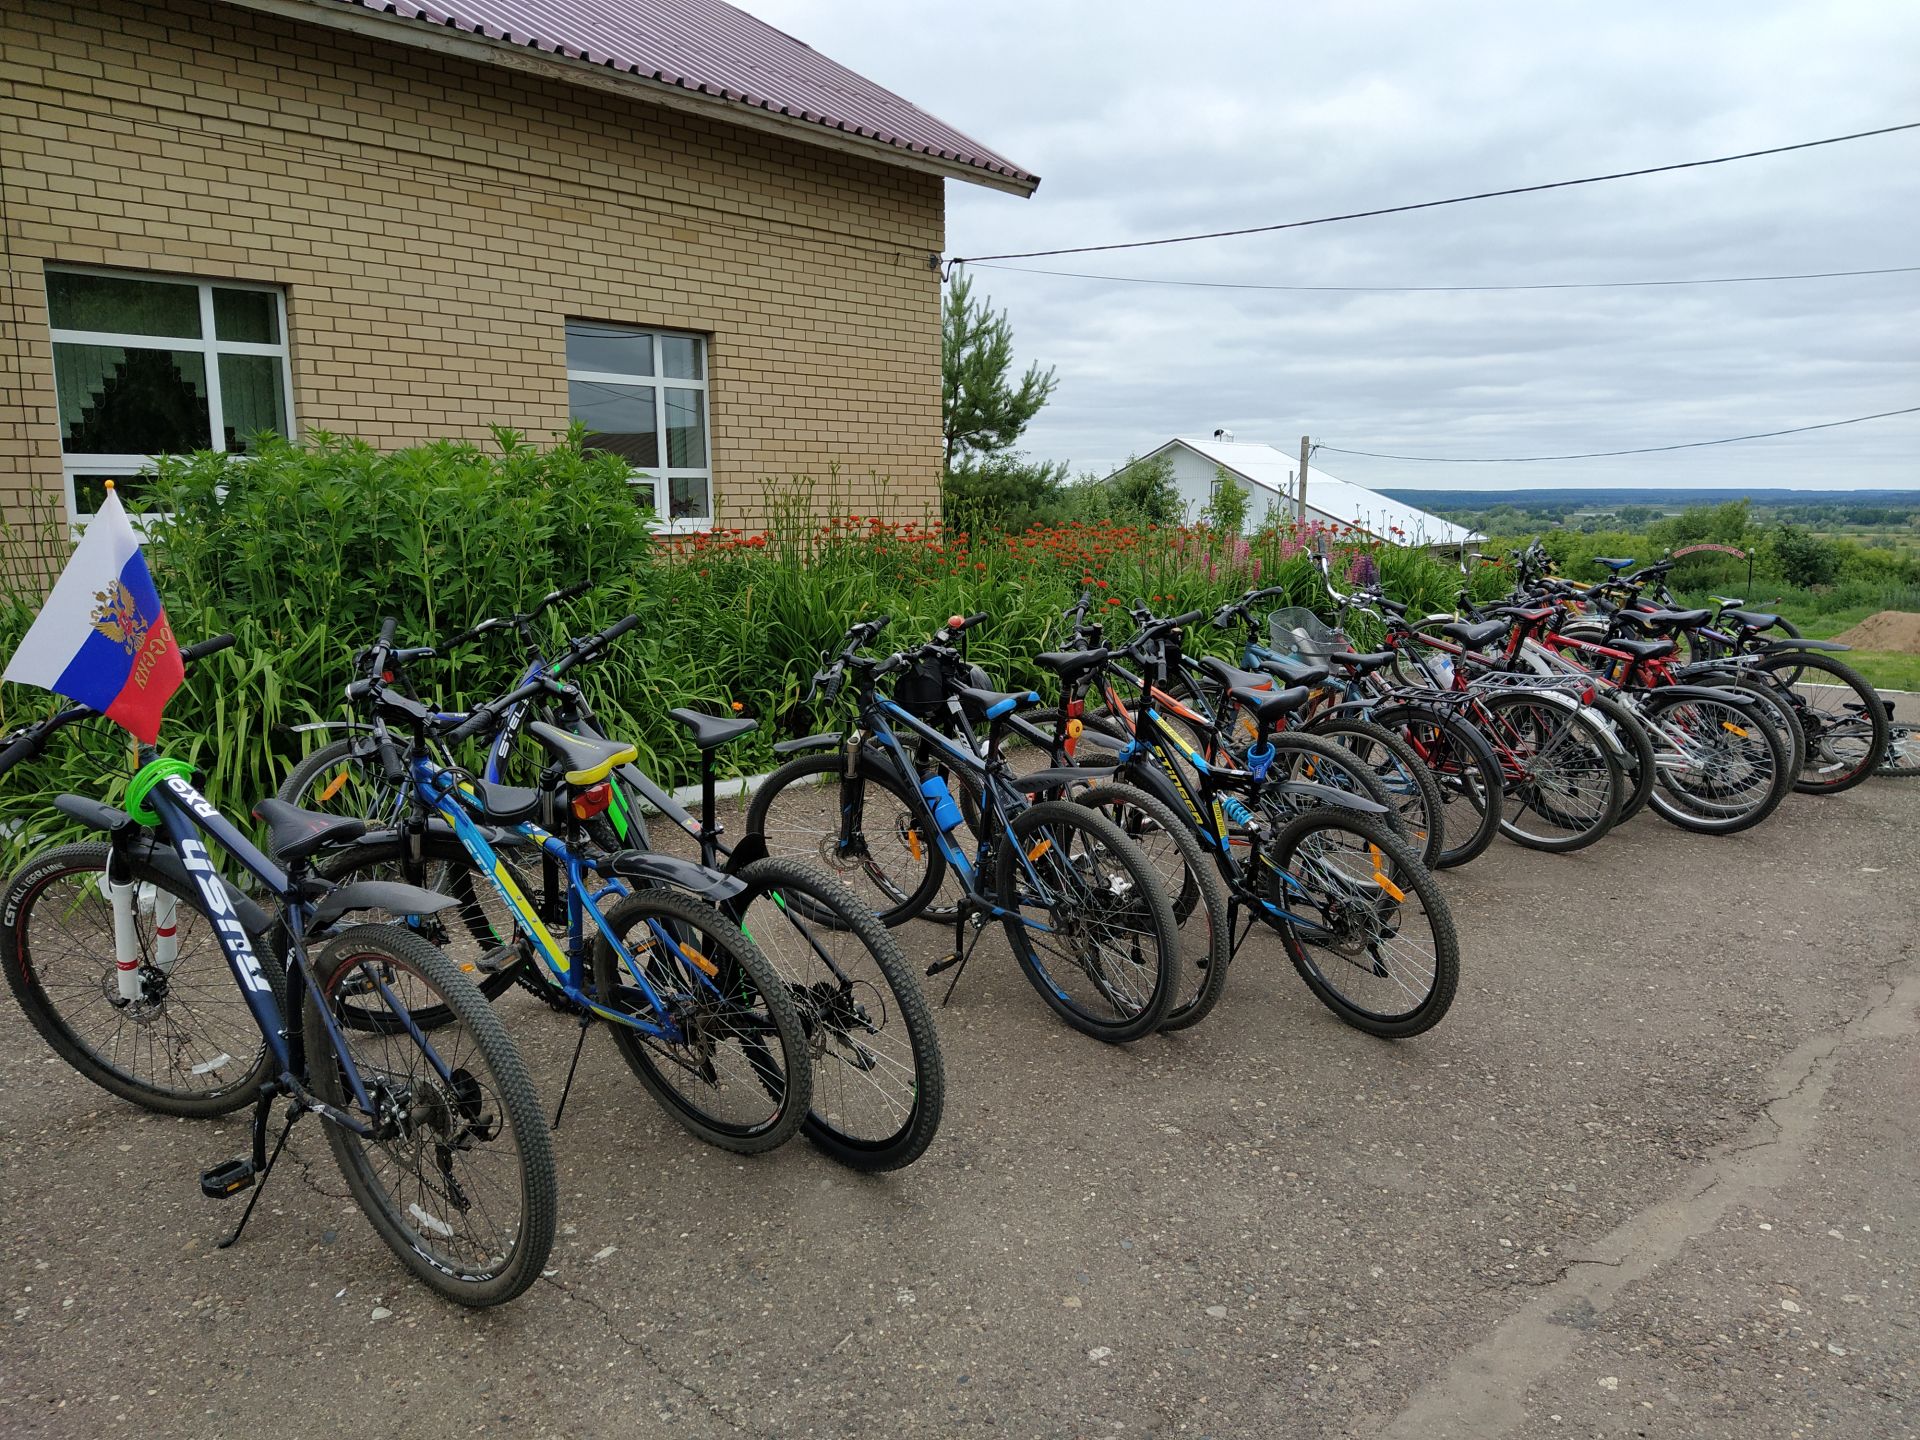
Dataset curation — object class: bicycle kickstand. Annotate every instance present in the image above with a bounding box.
[205,1086,301,1250]
[925,904,989,1006]
[550,1013,593,1131]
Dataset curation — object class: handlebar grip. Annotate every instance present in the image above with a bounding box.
[444,704,496,744]
[554,579,593,604]
[961,612,988,631]
[821,673,844,705]
[376,616,398,647]
[181,633,236,664]
[376,731,405,784]
[0,734,41,779]
[599,612,640,646]
[1168,609,1205,628]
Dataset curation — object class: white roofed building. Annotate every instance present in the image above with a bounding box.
[1112,435,1479,548]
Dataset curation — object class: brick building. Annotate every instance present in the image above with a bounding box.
[0,0,1035,538]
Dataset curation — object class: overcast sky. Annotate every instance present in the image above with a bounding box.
[744,0,1918,492]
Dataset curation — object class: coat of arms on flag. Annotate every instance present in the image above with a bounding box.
[3,486,184,744]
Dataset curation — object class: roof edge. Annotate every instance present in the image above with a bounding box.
[220,0,1040,195]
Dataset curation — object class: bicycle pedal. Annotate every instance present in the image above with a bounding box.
[200,1158,256,1199]
[925,953,962,977]
[473,943,518,975]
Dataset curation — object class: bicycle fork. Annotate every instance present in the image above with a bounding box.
[102,855,180,1006]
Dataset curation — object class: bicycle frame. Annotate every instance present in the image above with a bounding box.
[141,769,451,1134]
[401,754,725,1041]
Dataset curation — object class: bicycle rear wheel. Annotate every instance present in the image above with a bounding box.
[1372,705,1503,869]
[1071,783,1232,1032]
[592,888,812,1153]
[996,800,1178,1043]
[1476,691,1623,852]
[1640,691,1792,835]
[1749,651,1889,795]
[1301,716,1445,868]
[1,843,279,1117]
[1262,811,1459,1038]
[307,924,555,1307]
[730,858,944,1171]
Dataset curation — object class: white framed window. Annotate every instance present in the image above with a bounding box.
[46,265,294,521]
[565,320,712,528]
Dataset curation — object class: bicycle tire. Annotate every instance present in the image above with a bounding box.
[1264,810,1459,1039]
[995,799,1178,1043]
[730,857,944,1171]
[1640,689,1792,835]
[1,843,280,1117]
[1585,693,1657,825]
[1070,783,1232,1033]
[1880,718,1920,777]
[1476,691,1623,853]
[1370,704,1504,869]
[278,735,412,830]
[591,888,813,1153]
[307,923,555,1307]
[1748,651,1889,795]
[1300,716,1446,868]
[745,751,947,927]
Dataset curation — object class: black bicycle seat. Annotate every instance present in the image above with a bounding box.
[669,707,757,752]
[252,797,369,862]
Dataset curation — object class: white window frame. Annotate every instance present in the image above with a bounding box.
[47,264,295,526]
[565,321,713,532]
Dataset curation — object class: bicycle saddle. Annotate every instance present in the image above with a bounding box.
[1720,608,1780,631]
[1327,650,1395,674]
[526,720,638,785]
[1034,649,1107,683]
[669,707,757,752]
[954,683,1040,721]
[1593,557,1637,572]
[1615,608,1709,635]
[1196,656,1279,692]
[252,797,369,862]
[1609,636,1676,661]
[1231,683,1311,725]
[1256,654,1331,686]
[1438,618,1508,651]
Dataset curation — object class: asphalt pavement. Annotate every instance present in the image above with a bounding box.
[2,754,1915,1439]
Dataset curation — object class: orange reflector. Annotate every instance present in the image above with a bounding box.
[906,829,923,862]
[678,941,719,978]
[318,770,350,803]
[1369,846,1407,903]
[1721,721,1749,738]
[571,781,612,820]
[1026,838,1054,863]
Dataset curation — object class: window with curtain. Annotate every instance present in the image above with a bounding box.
[566,320,712,526]
[46,267,293,519]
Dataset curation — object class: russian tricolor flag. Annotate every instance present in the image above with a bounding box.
[3,488,184,744]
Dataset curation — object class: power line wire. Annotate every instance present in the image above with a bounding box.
[947,122,1920,267]
[1317,406,1920,463]
[968,261,1920,293]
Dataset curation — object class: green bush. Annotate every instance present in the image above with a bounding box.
[1,433,1476,870]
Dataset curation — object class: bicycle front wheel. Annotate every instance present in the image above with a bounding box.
[1372,704,1504,869]
[1640,691,1792,835]
[307,923,556,1307]
[996,800,1178,1043]
[1477,691,1623,853]
[1750,651,1889,795]
[731,857,945,1171]
[592,889,812,1153]
[1264,811,1459,1038]
[1,843,280,1117]
[745,751,946,926]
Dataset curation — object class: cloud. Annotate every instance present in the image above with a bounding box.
[742,0,1920,489]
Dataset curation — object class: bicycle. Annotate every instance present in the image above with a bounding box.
[336,617,815,1154]
[287,599,944,1171]
[0,636,556,1305]
[998,608,1460,1039]
[748,615,1182,1043]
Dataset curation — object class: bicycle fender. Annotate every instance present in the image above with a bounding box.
[1272,781,1390,817]
[772,731,841,755]
[608,851,749,904]
[722,832,769,874]
[312,880,458,928]
[1648,683,1762,710]
[1575,704,1629,755]
[1755,637,1849,653]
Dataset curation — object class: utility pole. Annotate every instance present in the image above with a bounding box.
[1296,435,1310,524]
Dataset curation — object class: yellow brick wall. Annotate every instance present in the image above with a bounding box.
[0,0,948,551]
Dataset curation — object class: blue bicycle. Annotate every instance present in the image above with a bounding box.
[748,615,1181,1043]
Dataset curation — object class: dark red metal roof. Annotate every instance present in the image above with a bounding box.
[322,0,1036,189]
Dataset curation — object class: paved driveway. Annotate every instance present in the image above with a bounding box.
[2,760,1914,1439]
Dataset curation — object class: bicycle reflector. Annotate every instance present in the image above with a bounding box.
[571,781,612,821]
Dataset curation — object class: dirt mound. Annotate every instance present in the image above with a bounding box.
[1830,610,1920,654]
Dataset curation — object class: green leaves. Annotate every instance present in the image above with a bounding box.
[942,270,1058,472]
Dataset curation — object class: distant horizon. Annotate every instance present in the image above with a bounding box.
[1375,485,1920,501]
